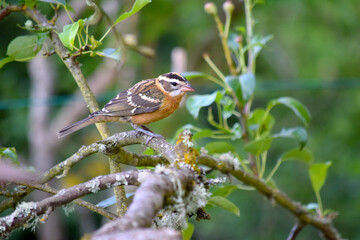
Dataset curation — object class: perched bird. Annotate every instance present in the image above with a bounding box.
[58,72,194,139]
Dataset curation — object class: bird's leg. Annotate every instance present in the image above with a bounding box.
[131,124,164,144]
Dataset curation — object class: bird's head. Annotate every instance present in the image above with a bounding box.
[157,72,194,97]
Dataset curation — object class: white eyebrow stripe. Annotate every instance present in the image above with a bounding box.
[158,76,184,84]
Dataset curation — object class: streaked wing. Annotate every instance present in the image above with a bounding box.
[98,79,164,116]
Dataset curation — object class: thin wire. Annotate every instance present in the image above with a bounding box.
[1,79,360,110]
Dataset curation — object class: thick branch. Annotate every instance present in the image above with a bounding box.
[93,167,196,239]
[86,228,180,240]
[0,131,168,213]
[197,155,342,240]
[0,171,140,236]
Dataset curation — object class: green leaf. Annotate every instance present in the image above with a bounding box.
[214,90,224,104]
[269,97,311,126]
[7,35,40,61]
[192,129,213,141]
[113,0,151,25]
[273,127,308,148]
[96,48,122,61]
[280,148,313,165]
[251,34,273,57]
[25,0,37,7]
[182,222,194,240]
[58,21,80,50]
[305,203,319,211]
[186,91,218,119]
[225,73,255,103]
[309,162,332,193]
[205,142,235,154]
[212,185,237,198]
[231,123,242,140]
[84,0,102,26]
[0,57,14,69]
[38,0,66,5]
[142,147,154,155]
[225,75,242,103]
[248,108,275,136]
[239,72,256,101]
[0,147,19,165]
[208,196,240,217]
[244,137,273,155]
[220,95,235,119]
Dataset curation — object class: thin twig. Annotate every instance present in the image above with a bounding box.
[14,181,118,220]
[197,155,342,240]
[287,221,305,240]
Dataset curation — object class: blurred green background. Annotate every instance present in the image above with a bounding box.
[1,0,359,239]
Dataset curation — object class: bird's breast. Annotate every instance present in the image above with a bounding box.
[130,94,184,125]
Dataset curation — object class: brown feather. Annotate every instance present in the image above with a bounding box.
[100,79,164,116]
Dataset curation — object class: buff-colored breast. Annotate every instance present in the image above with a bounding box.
[130,93,184,125]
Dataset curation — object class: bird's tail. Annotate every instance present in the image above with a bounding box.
[58,115,98,138]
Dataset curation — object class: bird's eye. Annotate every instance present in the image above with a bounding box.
[171,82,178,86]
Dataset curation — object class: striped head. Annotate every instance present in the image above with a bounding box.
[157,72,194,97]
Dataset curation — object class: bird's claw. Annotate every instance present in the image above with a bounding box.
[134,125,164,145]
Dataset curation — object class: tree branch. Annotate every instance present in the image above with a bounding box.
[0,131,168,213]
[197,155,342,240]
[0,171,140,236]
[93,167,196,239]
[13,181,118,220]
[0,4,26,21]
[85,228,181,240]
[0,128,342,239]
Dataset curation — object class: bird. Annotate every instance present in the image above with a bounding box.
[58,72,194,140]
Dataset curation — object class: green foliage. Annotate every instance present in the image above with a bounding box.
[251,34,273,58]
[244,137,272,155]
[25,0,37,8]
[239,72,256,102]
[272,127,308,149]
[280,148,313,164]
[211,185,238,197]
[0,35,43,68]
[182,222,194,240]
[248,108,275,137]
[113,0,152,25]
[0,0,351,238]
[95,48,122,61]
[38,0,66,5]
[0,147,19,165]
[59,21,81,50]
[309,162,332,194]
[268,97,311,126]
[205,142,235,154]
[207,196,240,217]
[186,91,219,119]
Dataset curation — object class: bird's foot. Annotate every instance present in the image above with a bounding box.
[132,124,164,144]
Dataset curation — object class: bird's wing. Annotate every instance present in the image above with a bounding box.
[97,79,165,116]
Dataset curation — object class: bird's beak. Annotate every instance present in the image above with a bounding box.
[180,82,195,92]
